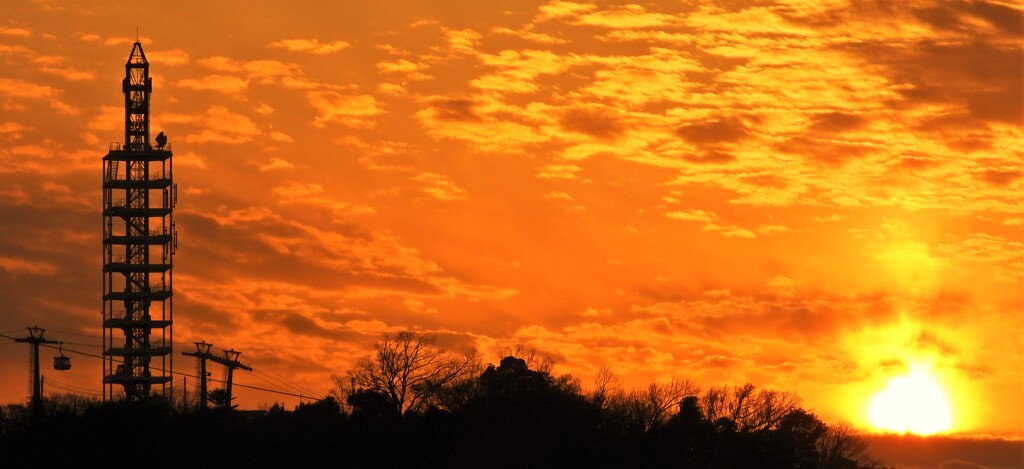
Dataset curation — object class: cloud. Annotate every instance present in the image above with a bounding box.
[0,121,29,139]
[676,116,752,145]
[936,233,1023,283]
[577,4,678,28]
[29,55,96,81]
[185,205,480,297]
[808,112,869,133]
[273,181,325,199]
[270,131,293,142]
[703,223,757,239]
[196,56,323,89]
[444,28,482,54]
[774,136,876,166]
[0,26,31,37]
[414,94,554,152]
[412,172,466,201]
[198,56,241,72]
[175,151,207,169]
[0,144,93,174]
[0,44,32,56]
[306,91,383,127]
[0,256,58,275]
[177,74,250,97]
[492,27,566,45]
[86,105,121,132]
[537,164,582,180]
[536,1,596,22]
[0,78,77,114]
[146,49,190,66]
[757,224,791,235]
[667,209,716,223]
[377,82,405,95]
[260,158,296,171]
[103,36,143,46]
[426,97,480,122]
[377,58,432,80]
[272,184,377,219]
[560,107,625,140]
[162,106,261,144]
[268,38,350,54]
[254,102,274,115]
[472,49,583,94]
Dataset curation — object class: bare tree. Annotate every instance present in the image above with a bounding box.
[591,365,621,409]
[339,331,478,415]
[701,383,801,431]
[605,378,700,431]
[499,344,555,375]
[816,421,868,468]
[642,379,700,429]
[496,344,588,396]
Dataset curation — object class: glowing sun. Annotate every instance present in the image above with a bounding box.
[869,367,952,435]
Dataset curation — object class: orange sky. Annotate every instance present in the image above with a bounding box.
[0,1,1020,436]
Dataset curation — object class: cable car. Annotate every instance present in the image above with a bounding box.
[53,344,71,371]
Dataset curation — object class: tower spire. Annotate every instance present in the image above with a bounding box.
[123,41,151,151]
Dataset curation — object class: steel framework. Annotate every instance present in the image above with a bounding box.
[183,342,252,410]
[14,326,59,414]
[102,41,177,401]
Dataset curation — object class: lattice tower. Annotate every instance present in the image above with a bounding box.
[101,41,177,401]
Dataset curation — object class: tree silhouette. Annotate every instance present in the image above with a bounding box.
[701,383,801,431]
[339,331,479,416]
[817,421,869,469]
[0,343,892,469]
[207,388,236,409]
[448,356,602,468]
[600,378,699,433]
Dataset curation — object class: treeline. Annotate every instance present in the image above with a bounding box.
[0,332,891,468]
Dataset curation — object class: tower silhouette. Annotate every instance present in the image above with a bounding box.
[102,41,177,401]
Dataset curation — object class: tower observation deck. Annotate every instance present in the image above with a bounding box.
[102,41,177,401]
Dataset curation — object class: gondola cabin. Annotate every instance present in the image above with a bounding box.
[53,353,71,371]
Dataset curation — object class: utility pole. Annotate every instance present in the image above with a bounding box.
[210,349,252,409]
[14,326,59,415]
[182,341,213,410]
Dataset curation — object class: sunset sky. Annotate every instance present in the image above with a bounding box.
[0,1,1020,437]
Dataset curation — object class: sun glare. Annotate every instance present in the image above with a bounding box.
[869,367,952,435]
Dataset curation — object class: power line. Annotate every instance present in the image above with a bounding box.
[34,342,317,400]
[45,328,103,341]
[43,378,103,398]
[1,333,102,348]
[250,366,321,398]
[45,377,102,395]
[58,340,103,349]
[247,369,312,398]
[2,334,323,402]
[0,328,31,335]
[243,355,322,397]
